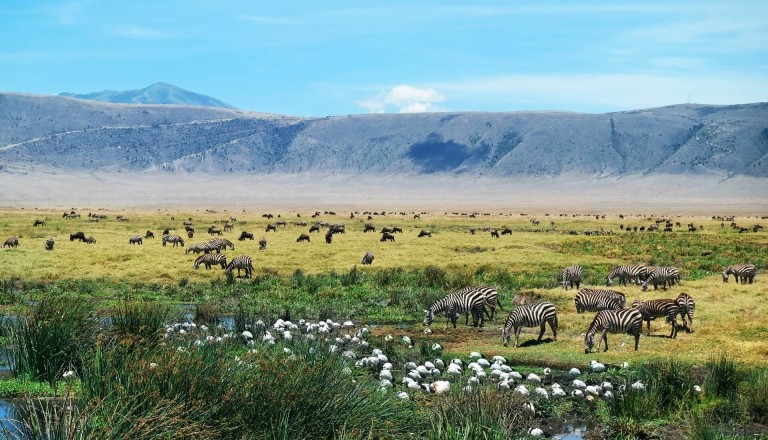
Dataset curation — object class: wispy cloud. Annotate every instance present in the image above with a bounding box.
[114,26,172,39]
[356,85,447,113]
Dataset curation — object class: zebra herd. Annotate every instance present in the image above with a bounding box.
[424,264,710,354]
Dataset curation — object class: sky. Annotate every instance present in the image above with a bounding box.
[1,0,767,117]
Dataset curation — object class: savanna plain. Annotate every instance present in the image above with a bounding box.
[0,206,766,439]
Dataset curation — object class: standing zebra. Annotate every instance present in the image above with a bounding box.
[194,253,227,270]
[675,292,696,332]
[574,288,626,314]
[584,308,643,353]
[424,289,486,329]
[226,255,254,278]
[631,299,680,338]
[606,265,647,286]
[162,234,185,247]
[641,267,681,291]
[209,238,235,251]
[501,302,558,348]
[722,264,757,284]
[561,265,584,290]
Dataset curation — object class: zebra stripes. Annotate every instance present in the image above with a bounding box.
[606,265,647,286]
[424,289,486,329]
[162,234,185,247]
[631,298,680,338]
[584,308,643,353]
[562,265,583,290]
[722,264,757,284]
[641,267,681,291]
[194,253,227,270]
[675,292,696,332]
[574,288,626,314]
[226,255,254,278]
[501,302,558,348]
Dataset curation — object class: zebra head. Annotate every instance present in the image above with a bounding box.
[584,332,595,354]
[423,309,434,326]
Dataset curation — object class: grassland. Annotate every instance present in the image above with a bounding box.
[1,207,766,367]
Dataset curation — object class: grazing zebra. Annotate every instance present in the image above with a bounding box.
[209,238,235,251]
[501,302,558,348]
[561,265,584,290]
[194,253,227,270]
[162,234,185,247]
[128,235,143,245]
[641,267,681,291]
[584,308,643,353]
[44,238,54,251]
[259,237,267,250]
[631,299,680,338]
[361,251,374,265]
[3,237,19,248]
[606,265,647,286]
[675,292,696,332]
[424,289,486,328]
[574,288,626,313]
[722,264,757,284]
[226,255,254,278]
[84,236,96,244]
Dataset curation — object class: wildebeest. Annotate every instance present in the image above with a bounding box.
[297,234,310,242]
[239,231,254,241]
[361,251,374,265]
[266,224,277,232]
[70,231,87,242]
[259,237,267,250]
[145,230,155,239]
[3,237,19,248]
[380,232,395,242]
[33,219,45,227]
[418,230,432,238]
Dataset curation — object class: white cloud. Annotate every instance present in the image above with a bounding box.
[356,84,447,113]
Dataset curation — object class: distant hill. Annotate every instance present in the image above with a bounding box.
[0,92,766,177]
[58,82,236,109]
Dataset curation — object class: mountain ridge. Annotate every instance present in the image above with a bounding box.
[0,92,766,178]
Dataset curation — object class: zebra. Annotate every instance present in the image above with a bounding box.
[675,292,696,333]
[722,264,757,284]
[574,288,626,313]
[162,234,185,247]
[194,253,227,270]
[641,267,681,291]
[606,265,647,286]
[226,255,254,278]
[361,251,374,265]
[3,237,19,248]
[209,238,235,251]
[501,302,558,348]
[561,265,583,290]
[128,235,143,245]
[423,289,486,329]
[584,308,643,353]
[44,238,55,251]
[631,299,680,338]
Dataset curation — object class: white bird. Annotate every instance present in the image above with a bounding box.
[431,380,451,394]
[569,368,581,377]
[529,428,545,437]
[527,373,542,383]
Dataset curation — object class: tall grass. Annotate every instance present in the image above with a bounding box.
[8,296,96,387]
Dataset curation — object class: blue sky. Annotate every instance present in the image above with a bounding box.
[2,1,766,116]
